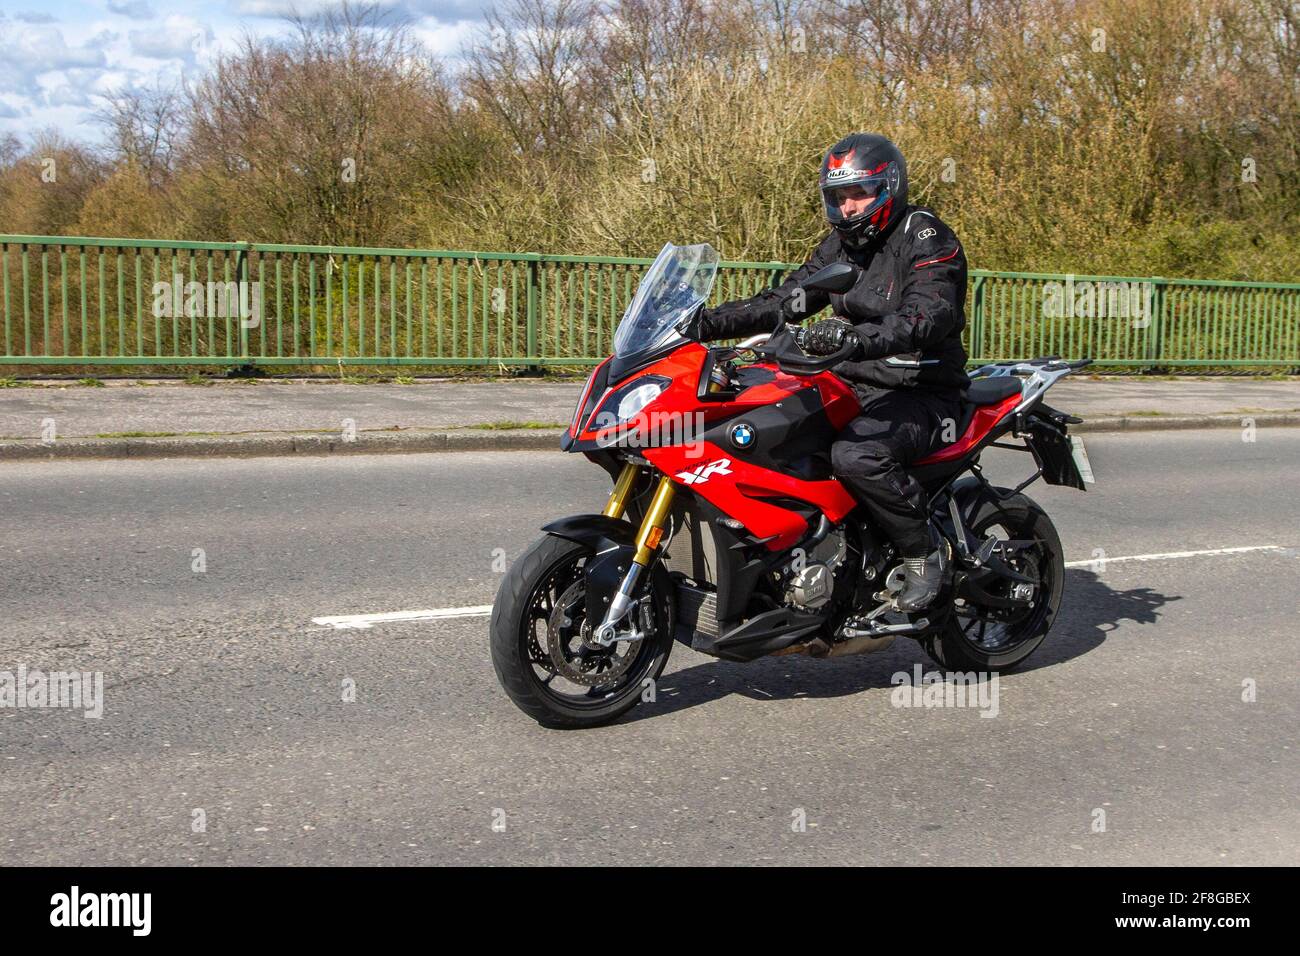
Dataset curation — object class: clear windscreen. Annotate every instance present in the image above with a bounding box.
[613,243,718,358]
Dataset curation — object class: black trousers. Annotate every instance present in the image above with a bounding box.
[830,387,965,557]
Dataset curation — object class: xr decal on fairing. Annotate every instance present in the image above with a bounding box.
[675,458,733,485]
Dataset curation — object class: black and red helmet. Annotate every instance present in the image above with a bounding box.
[819,133,908,247]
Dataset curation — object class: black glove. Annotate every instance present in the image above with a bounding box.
[678,307,715,342]
[801,318,856,356]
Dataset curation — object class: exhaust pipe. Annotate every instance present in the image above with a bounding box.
[823,634,896,657]
[769,634,896,658]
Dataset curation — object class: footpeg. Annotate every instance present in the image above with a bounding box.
[841,617,929,639]
[865,598,896,620]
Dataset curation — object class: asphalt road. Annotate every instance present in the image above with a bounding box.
[2,377,1298,439]
[1,429,1297,865]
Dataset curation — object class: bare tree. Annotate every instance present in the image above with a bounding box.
[0,130,104,235]
[95,84,182,188]
[463,0,608,156]
[182,2,453,243]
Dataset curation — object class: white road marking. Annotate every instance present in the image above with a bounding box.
[312,606,492,629]
[311,545,1291,630]
[1063,544,1289,568]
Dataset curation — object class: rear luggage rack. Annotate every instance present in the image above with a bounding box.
[969,357,1093,416]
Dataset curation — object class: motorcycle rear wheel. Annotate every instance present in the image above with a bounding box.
[922,491,1064,673]
[490,534,674,729]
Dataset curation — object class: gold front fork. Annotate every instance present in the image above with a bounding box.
[633,476,676,565]
[602,463,676,564]
[602,462,639,519]
[592,466,676,645]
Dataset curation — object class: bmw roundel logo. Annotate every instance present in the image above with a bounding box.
[730,423,755,449]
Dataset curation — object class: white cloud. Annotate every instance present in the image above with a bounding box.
[43,81,96,108]
[0,24,110,97]
[412,18,479,59]
[128,16,215,62]
[0,1,490,144]
[234,0,490,26]
[107,1,157,20]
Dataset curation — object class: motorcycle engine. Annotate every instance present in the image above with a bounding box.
[782,529,848,609]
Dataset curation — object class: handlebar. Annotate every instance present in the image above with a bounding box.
[733,333,773,352]
[701,258,867,375]
[753,321,858,376]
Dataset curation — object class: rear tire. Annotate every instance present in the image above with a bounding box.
[922,491,1064,673]
[489,534,674,729]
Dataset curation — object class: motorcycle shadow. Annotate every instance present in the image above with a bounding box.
[623,568,1179,723]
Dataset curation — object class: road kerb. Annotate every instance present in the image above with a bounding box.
[1,412,1296,461]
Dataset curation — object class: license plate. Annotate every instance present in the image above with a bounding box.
[1070,436,1095,484]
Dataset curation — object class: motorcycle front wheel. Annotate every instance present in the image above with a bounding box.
[489,534,675,729]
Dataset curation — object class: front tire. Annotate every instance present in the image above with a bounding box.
[490,534,674,729]
[922,491,1065,673]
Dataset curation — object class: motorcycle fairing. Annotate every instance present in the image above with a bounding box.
[692,384,837,481]
[715,363,860,433]
[564,356,611,445]
[563,345,860,455]
[663,495,838,659]
[564,345,719,453]
[642,440,858,551]
[913,392,1023,465]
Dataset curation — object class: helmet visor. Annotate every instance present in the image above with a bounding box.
[822,174,892,226]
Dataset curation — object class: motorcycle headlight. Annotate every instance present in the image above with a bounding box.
[617,380,665,421]
[589,375,670,434]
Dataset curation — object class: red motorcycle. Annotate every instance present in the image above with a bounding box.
[491,244,1094,728]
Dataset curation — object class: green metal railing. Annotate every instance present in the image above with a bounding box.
[1,235,1296,371]
[966,271,1300,368]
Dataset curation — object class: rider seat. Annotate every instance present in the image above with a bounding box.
[947,376,1023,441]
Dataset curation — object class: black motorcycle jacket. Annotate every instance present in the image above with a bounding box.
[701,205,970,394]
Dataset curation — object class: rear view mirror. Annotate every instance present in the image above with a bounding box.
[800,262,858,294]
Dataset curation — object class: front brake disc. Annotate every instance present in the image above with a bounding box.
[546,580,641,687]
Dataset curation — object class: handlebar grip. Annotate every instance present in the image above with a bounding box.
[827,337,859,363]
[778,336,858,375]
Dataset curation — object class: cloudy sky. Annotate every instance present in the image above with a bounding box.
[0,1,490,144]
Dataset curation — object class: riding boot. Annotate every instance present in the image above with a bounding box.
[895,546,948,612]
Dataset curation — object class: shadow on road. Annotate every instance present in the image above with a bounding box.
[623,568,1179,724]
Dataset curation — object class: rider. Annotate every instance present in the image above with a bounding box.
[696,133,969,611]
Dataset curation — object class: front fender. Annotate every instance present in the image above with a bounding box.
[541,514,674,636]
[541,514,636,552]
